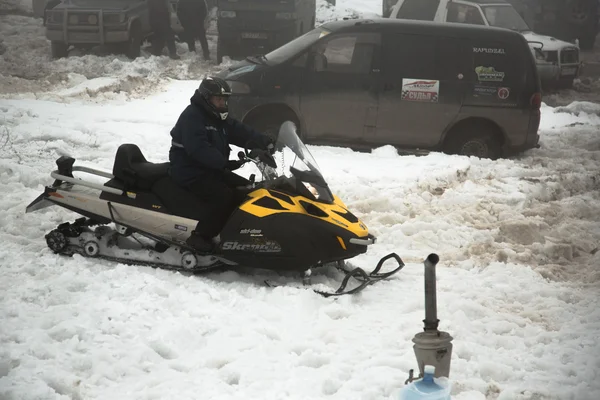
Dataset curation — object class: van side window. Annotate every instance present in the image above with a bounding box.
[447,3,486,25]
[396,0,440,20]
[383,33,436,78]
[307,33,380,74]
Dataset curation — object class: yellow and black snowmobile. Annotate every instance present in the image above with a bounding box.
[26,121,404,296]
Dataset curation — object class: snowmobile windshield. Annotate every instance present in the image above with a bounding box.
[275,121,334,204]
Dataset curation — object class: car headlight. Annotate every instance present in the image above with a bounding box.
[226,81,251,94]
[534,49,546,61]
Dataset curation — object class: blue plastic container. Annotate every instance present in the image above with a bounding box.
[398,365,451,400]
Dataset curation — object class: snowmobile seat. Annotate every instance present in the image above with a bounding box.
[112,144,170,191]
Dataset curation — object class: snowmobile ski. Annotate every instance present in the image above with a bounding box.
[264,253,405,297]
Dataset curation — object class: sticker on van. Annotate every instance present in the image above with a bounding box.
[474,85,497,96]
[401,79,439,103]
[473,47,505,55]
[497,87,510,100]
[475,66,505,82]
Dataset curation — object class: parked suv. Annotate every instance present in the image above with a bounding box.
[389,0,582,88]
[506,0,599,50]
[44,0,152,59]
[216,0,316,64]
[217,18,542,159]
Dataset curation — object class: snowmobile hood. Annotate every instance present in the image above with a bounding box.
[522,31,580,51]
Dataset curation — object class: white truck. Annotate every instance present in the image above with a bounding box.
[387,0,582,88]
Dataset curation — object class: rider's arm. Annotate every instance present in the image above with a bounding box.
[179,113,227,170]
[225,118,271,150]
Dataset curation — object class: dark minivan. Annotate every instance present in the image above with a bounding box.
[217,18,542,158]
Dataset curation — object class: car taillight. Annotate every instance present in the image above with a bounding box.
[530,92,542,109]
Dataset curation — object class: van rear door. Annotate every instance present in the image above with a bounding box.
[462,37,525,109]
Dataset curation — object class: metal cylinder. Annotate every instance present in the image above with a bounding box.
[412,330,454,378]
[423,253,440,331]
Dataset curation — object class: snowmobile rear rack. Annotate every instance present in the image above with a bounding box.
[51,165,122,195]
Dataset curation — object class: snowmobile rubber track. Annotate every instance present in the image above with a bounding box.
[45,218,225,274]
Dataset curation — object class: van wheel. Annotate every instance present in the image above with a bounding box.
[51,41,69,58]
[446,127,502,159]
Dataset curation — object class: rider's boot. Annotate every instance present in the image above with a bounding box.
[186,231,214,253]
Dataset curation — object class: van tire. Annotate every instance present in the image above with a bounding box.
[445,123,503,159]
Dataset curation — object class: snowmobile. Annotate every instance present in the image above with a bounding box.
[25,121,404,296]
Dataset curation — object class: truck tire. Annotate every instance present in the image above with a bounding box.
[51,41,68,58]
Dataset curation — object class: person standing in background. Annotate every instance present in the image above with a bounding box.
[148,0,181,60]
[177,0,211,60]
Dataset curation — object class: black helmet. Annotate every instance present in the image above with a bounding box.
[197,77,232,120]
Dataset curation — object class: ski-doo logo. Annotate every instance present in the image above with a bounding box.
[175,224,188,231]
[240,228,262,235]
[222,240,281,253]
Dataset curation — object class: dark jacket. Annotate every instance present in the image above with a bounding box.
[177,0,207,28]
[169,91,270,186]
[148,0,171,30]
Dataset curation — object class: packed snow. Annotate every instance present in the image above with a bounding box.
[2,79,600,400]
[1,1,600,399]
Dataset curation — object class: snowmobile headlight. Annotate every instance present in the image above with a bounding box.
[303,182,319,199]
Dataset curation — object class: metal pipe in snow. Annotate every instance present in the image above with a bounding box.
[423,253,440,331]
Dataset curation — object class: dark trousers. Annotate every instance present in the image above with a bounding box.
[151,26,177,56]
[180,21,209,56]
[186,171,250,238]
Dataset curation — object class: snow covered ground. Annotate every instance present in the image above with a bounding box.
[2,80,600,400]
[1,1,600,400]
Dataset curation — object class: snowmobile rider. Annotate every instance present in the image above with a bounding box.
[168,76,274,252]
